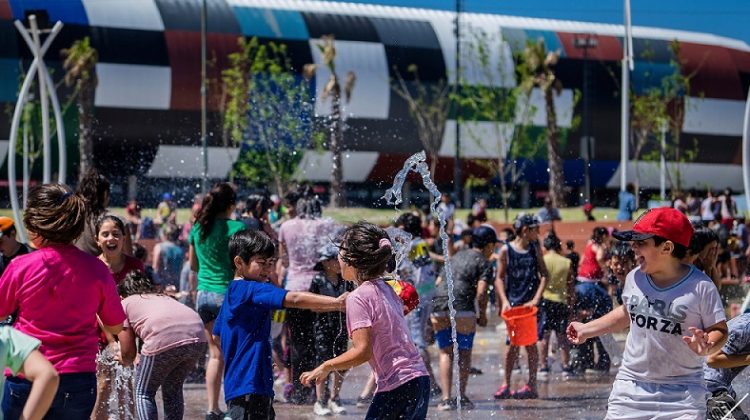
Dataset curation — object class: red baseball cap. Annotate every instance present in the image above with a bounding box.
[612,207,693,247]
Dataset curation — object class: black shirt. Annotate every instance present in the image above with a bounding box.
[433,248,493,313]
[0,243,32,277]
[309,272,352,333]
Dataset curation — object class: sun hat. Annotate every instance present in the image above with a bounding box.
[612,207,693,248]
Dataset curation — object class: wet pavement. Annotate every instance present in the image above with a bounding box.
[171,312,750,419]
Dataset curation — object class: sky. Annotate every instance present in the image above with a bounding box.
[330,0,750,46]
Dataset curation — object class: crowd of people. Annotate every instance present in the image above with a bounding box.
[0,173,749,420]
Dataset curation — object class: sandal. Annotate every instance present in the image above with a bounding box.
[512,384,538,400]
[494,384,512,399]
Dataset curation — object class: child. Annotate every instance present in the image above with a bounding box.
[0,326,59,419]
[431,226,496,411]
[537,232,575,378]
[0,184,125,419]
[494,214,548,399]
[704,312,750,420]
[567,207,728,419]
[116,271,207,420]
[152,224,185,290]
[300,222,430,419]
[606,241,636,306]
[213,230,346,420]
[309,243,353,416]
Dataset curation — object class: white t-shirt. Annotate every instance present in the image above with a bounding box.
[617,265,725,385]
[701,197,715,220]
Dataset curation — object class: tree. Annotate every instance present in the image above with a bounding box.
[517,38,566,208]
[222,37,315,196]
[454,26,542,221]
[303,35,356,208]
[391,64,450,176]
[61,37,98,184]
[630,88,667,206]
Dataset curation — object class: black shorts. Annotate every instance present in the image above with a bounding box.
[227,394,275,420]
[537,299,569,338]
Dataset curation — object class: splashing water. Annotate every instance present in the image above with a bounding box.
[96,344,136,420]
[382,151,463,415]
[385,226,413,273]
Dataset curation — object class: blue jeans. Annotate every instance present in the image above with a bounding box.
[366,376,430,420]
[3,372,96,420]
[196,290,225,324]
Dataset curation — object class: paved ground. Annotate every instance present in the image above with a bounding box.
[168,312,750,419]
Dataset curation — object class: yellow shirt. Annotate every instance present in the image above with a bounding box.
[543,252,571,303]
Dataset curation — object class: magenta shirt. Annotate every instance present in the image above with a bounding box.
[0,244,126,374]
[346,279,428,393]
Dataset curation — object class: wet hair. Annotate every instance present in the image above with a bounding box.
[502,227,515,242]
[76,168,110,220]
[295,186,322,219]
[626,183,635,194]
[339,222,396,280]
[284,189,301,208]
[543,232,562,252]
[609,241,635,261]
[688,223,718,256]
[132,243,148,261]
[24,184,86,245]
[591,227,610,244]
[95,214,126,238]
[466,213,477,227]
[118,270,158,298]
[229,229,275,263]
[652,235,688,260]
[161,224,181,242]
[396,212,422,237]
[566,240,575,250]
[195,183,237,242]
[245,194,272,220]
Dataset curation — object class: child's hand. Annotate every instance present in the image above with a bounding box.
[336,292,349,311]
[566,322,589,344]
[300,363,331,387]
[682,327,715,356]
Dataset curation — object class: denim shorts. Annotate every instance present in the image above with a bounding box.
[407,301,432,350]
[196,291,225,324]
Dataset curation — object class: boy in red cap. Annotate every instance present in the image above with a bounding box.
[567,207,728,419]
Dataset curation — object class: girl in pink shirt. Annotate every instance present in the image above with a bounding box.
[300,222,429,420]
[0,184,125,420]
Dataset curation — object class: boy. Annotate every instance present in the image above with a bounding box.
[1,326,59,419]
[495,214,548,400]
[704,312,750,420]
[212,230,346,420]
[567,207,728,419]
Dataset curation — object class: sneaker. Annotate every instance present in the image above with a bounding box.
[437,398,456,411]
[561,366,580,378]
[356,396,372,408]
[205,411,224,420]
[328,398,347,415]
[314,401,332,416]
[493,384,512,400]
[469,366,483,375]
[585,367,608,376]
[459,396,475,410]
[538,366,550,379]
[512,384,538,400]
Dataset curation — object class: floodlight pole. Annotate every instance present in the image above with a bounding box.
[620,0,633,192]
[200,0,209,193]
[453,0,462,207]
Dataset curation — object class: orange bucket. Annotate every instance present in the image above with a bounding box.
[502,306,539,346]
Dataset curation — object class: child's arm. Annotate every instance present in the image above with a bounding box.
[476,279,489,327]
[188,244,199,272]
[528,244,548,307]
[682,321,728,357]
[494,246,510,312]
[18,350,59,420]
[299,327,372,386]
[116,327,138,366]
[707,350,750,369]
[565,263,576,312]
[567,305,630,344]
[152,244,162,273]
[283,291,347,312]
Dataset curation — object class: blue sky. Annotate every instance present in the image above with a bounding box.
[331,0,750,45]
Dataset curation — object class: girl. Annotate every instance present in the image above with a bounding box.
[300,222,430,420]
[75,168,132,256]
[188,182,245,419]
[116,271,207,420]
[0,184,126,419]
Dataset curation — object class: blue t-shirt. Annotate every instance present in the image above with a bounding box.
[212,279,287,400]
[617,191,636,221]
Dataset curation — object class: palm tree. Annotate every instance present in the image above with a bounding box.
[518,38,566,208]
[304,35,355,208]
[61,37,98,184]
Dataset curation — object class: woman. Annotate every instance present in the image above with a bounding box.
[189,183,245,420]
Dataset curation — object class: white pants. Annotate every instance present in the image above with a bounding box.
[606,379,708,420]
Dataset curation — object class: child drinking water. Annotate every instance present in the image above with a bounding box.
[116,271,207,420]
[300,222,430,420]
[567,207,728,419]
[213,230,346,420]
[0,184,126,419]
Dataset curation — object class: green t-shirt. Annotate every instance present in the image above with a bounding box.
[189,219,246,294]
[1,327,41,420]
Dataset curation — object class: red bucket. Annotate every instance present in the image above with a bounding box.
[502,306,538,346]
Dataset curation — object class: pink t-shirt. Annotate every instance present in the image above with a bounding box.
[122,294,206,356]
[0,244,125,374]
[279,218,325,291]
[346,278,428,393]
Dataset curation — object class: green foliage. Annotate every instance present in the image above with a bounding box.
[222,37,314,195]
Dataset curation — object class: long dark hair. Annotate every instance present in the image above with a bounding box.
[77,168,110,220]
[195,183,237,242]
[118,270,159,298]
[339,222,395,281]
[245,194,272,220]
[24,184,87,245]
[591,227,610,244]
[295,185,321,219]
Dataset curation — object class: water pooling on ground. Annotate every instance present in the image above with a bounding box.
[382,151,464,415]
[96,343,136,420]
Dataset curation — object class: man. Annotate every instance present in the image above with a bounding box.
[0,217,32,276]
[537,197,562,223]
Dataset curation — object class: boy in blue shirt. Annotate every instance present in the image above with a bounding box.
[213,230,346,420]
